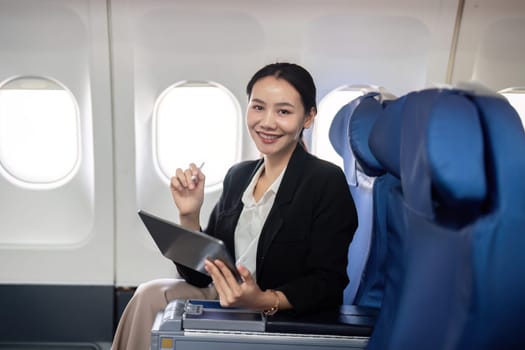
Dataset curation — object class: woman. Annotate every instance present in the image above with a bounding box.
[112,62,357,350]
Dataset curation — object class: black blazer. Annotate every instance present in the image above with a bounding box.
[177,144,357,314]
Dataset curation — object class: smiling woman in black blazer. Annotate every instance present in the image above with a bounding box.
[178,143,356,314]
[112,63,358,350]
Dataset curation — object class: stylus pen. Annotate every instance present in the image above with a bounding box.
[191,162,205,183]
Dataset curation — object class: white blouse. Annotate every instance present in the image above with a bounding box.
[234,163,286,280]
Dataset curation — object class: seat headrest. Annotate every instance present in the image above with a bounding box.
[427,93,487,208]
[349,94,386,177]
[329,97,362,184]
[369,88,488,210]
[368,96,406,179]
[468,91,525,207]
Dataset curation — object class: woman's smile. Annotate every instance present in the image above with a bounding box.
[256,131,282,144]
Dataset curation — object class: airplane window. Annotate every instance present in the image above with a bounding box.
[154,81,242,190]
[499,88,525,128]
[0,77,80,188]
[311,87,364,168]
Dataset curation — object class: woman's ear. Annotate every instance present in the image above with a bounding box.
[303,107,316,129]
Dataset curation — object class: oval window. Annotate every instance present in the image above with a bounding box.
[153,81,242,190]
[311,86,366,168]
[0,77,80,188]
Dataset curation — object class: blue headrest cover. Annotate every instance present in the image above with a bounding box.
[329,97,361,159]
[349,94,385,177]
[369,96,406,178]
[427,93,487,207]
[329,97,362,183]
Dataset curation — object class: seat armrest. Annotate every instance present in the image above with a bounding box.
[265,305,378,337]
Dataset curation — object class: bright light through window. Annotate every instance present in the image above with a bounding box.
[0,77,80,187]
[154,81,242,189]
[312,87,364,168]
[499,88,525,129]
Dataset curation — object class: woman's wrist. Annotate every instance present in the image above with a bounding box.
[179,213,200,231]
[263,289,280,316]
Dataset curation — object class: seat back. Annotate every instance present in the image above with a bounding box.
[363,95,407,350]
[456,88,525,349]
[367,86,525,349]
[329,90,394,306]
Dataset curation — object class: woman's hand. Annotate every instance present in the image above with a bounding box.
[170,163,205,230]
[205,259,276,311]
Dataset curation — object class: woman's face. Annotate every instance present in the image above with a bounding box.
[246,76,314,161]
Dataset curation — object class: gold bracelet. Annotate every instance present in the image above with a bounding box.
[263,289,280,316]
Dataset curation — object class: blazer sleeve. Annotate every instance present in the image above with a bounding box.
[276,165,357,314]
[175,264,212,287]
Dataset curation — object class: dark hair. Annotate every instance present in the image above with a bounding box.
[246,62,317,115]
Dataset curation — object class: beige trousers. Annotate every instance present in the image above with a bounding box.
[112,279,217,350]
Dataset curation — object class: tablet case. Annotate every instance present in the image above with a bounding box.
[138,210,242,282]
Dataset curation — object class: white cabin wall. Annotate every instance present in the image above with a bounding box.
[0,0,114,285]
[452,0,525,90]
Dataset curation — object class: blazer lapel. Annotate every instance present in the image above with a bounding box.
[256,144,308,279]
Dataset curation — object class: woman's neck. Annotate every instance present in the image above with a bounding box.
[261,145,295,181]
[253,154,289,203]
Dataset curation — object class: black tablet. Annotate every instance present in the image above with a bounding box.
[138,210,242,282]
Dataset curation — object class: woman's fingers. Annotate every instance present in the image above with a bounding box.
[214,259,243,288]
[237,265,254,285]
[205,259,242,306]
[189,162,205,184]
[189,163,199,180]
[205,260,230,306]
[205,260,266,310]
[183,168,196,189]
[205,261,225,297]
[171,164,203,192]
[172,168,188,189]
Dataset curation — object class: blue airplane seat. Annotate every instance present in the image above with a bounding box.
[367,86,525,350]
[362,94,407,350]
[328,90,395,307]
[352,94,406,312]
[455,88,525,349]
